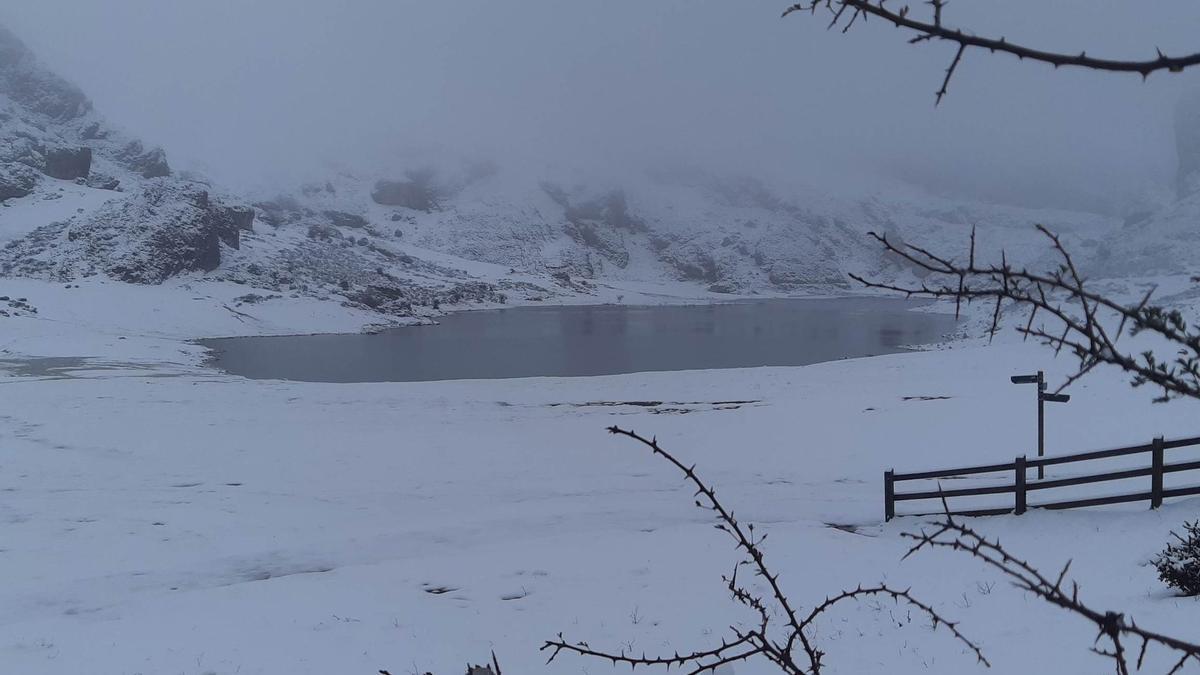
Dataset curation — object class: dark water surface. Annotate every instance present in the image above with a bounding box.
[200,298,956,383]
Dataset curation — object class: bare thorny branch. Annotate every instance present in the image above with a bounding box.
[542,7,1200,675]
[545,430,1200,675]
[543,427,987,675]
[781,0,1200,103]
[904,512,1200,674]
[852,226,1200,403]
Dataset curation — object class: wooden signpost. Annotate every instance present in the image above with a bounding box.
[1011,370,1070,479]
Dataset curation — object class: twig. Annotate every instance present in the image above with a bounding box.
[544,428,986,674]
[782,1,1200,101]
[852,227,1200,402]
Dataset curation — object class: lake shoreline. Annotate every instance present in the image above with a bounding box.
[199,297,958,383]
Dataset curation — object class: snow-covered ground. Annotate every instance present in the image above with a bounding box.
[0,278,1198,675]
[4,11,1200,674]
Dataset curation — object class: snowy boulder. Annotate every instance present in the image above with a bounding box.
[255,196,305,227]
[324,210,368,229]
[0,161,39,200]
[85,171,120,191]
[116,140,171,178]
[307,223,343,241]
[42,145,91,180]
[79,121,109,140]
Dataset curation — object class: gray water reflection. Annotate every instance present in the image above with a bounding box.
[200,298,956,383]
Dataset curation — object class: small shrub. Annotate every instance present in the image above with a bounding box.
[1155,520,1200,596]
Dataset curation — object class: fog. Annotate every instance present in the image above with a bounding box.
[5,0,1200,212]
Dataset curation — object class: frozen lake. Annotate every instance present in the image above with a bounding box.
[199,298,956,383]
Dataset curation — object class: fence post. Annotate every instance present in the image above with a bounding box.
[1015,456,1027,515]
[1151,436,1165,509]
[885,470,895,521]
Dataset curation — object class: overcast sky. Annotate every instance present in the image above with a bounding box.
[4,0,1200,212]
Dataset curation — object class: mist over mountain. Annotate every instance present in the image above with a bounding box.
[2,3,1200,319]
[5,0,1200,213]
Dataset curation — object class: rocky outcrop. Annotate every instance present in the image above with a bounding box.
[0,161,38,200]
[0,180,254,284]
[86,171,120,190]
[324,210,368,229]
[42,145,91,180]
[372,169,439,211]
[211,204,255,250]
[116,141,170,178]
[539,184,647,271]
[566,189,646,233]
[346,280,506,313]
[0,26,91,121]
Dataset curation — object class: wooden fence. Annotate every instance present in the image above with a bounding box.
[885,435,1200,520]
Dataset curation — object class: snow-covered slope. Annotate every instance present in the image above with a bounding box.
[0,20,1173,328]
[252,164,1124,302]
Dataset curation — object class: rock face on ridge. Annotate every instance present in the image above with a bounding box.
[0,160,38,199]
[0,25,90,121]
[0,180,255,283]
[0,25,172,185]
[43,145,91,180]
[0,24,263,283]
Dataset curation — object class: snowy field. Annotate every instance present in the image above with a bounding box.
[0,278,1198,674]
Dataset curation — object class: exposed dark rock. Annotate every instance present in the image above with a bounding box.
[43,145,91,180]
[349,284,406,309]
[79,121,108,140]
[116,141,171,178]
[676,255,719,283]
[211,204,255,249]
[565,189,646,233]
[255,196,304,227]
[233,293,280,305]
[324,210,368,229]
[371,169,439,211]
[307,223,343,241]
[0,161,39,200]
[0,129,45,168]
[564,220,630,268]
[86,172,120,191]
[0,180,254,284]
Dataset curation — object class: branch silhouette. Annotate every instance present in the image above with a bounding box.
[904,510,1200,674]
[783,0,1200,103]
[852,226,1200,402]
[546,430,1200,675]
[543,427,986,675]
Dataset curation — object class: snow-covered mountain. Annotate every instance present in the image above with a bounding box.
[2,22,1178,324]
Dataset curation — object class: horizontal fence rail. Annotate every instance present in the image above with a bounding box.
[885,435,1200,520]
